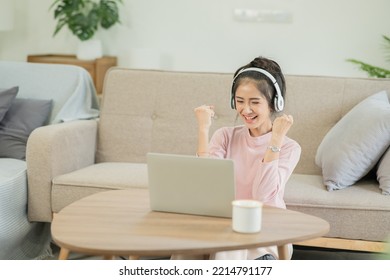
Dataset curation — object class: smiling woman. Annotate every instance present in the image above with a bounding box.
[186,56,301,261]
[234,84,273,136]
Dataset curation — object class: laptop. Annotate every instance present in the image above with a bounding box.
[147,152,236,218]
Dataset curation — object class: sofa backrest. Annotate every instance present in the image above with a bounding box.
[284,75,390,174]
[97,69,238,163]
[97,68,390,175]
[0,61,99,123]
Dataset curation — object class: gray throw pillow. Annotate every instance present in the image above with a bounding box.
[315,90,390,191]
[377,147,390,195]
[0,86,18,122]
[0,98,53,160]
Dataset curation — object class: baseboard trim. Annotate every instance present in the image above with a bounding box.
[294,237,386,253]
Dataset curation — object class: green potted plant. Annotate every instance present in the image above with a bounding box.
[347,35,390,78]
[50,0,123,60]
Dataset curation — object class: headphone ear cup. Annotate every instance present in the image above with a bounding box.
[274,95,284,112]
[231,94,235,109]
[230,82,236,109]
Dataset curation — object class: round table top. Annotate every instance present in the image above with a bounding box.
[51,188,329,257]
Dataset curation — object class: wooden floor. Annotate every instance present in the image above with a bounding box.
[294,237,387,253]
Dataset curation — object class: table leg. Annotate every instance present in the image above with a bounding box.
[58,248,70,260]
[277,245,289,260]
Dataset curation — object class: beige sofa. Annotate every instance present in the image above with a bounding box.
[26,68,390,253]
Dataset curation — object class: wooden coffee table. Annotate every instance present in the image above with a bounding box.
[51,188,329,260]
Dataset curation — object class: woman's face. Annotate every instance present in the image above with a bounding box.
[234,81,273,136]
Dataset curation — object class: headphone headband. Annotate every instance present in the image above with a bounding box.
[231,67,284,112]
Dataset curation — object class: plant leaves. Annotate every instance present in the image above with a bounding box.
[347,34,390,78]
[347,59,390,78]
[99,0,120,29]
[51,0,122,40]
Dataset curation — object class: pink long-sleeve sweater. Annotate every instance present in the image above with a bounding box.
[209,126,301,208]
[208,125,301,260]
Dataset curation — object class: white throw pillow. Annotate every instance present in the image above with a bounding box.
[377,147,390,195]
[315,90,390,191]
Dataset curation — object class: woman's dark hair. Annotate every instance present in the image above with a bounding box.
[231,56,286,112]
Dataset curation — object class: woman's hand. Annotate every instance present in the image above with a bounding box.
[270,114,294,147]
[194,105,214,157]
[264,114,294,162]
[194,105,215,130]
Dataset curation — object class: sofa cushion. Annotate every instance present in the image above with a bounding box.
[285,174,390,241]
[0,86,18,122]
[51,162,148,213]
[315,90,390,191]
[377,147,390,195]
[0,98,53,160]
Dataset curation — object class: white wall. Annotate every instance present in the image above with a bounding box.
[1,0,389,77]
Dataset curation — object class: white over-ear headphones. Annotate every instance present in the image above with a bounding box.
[231,67,284,112]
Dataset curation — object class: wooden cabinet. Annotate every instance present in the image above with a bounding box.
[27,54,117,94]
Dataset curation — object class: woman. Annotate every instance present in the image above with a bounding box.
[194,56,301,260]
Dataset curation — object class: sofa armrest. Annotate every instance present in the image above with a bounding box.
[26,119,98,222]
